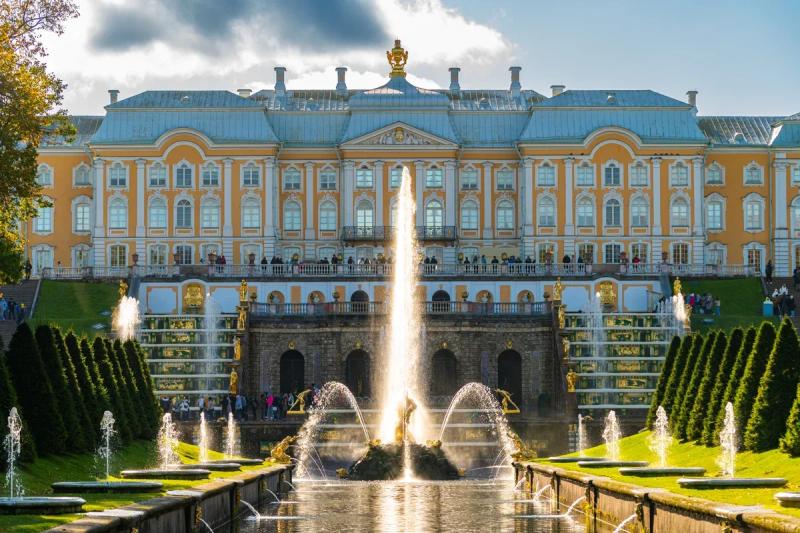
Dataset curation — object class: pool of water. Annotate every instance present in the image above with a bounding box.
[229,478,591,533]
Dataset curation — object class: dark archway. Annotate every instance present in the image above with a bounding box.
[350,290,369,313]
[279,350,305,394]
[430,349,458,396]
[497,349,522,405]
[431,290,451,312]
[345,349,371,397]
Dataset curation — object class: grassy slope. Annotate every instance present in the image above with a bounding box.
[32,281,119,337]
[682,278,777,332]
[546,431,800,518]
[0,441,273,533]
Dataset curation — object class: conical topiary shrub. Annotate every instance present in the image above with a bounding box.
[93,336,133,443]
[646,335,681,427]
[780,383,800,456]
[675,332,717,440]
[672,333,707,435]
[711,326,756,444]
[733,321,777,434]
[124,339,160,437]
[687,330,728,441]
[65,331,102,429]
[0,340,36,466]
[81,336,111,420]
[701,327,745,446]
[112,339,145,438]
[660,334,693,418]
[744,318,800,452]
[52,327,97,449]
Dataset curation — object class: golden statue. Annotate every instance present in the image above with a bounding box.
[394,396,417,443]
[118,280,128,298]
[288,389,312,415]
[239,279,248,303]
[425,439,442,449]
[237,307,247,330]
[507,430,537,462]
[599,281,616,306]
[270,435,296,464]
[552,277,563,301]
[566,369,578,392]
[386,39,409,77]
[495,389,520,415]
[229,368,239,395]
[336,468,348,479]
[562,337,571,359]
[558,306,566,329]
[673,277,682,296]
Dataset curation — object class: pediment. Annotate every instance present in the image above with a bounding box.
[343,122,456,148]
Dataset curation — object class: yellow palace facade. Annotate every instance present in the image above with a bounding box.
[28,42,800,277]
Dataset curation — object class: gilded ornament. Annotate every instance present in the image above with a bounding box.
[355,340,362,349]
[288,389,311,414]
[495,389,520,415]
[441,341,448,349]
[118,280,128,298]
[506,339,513,348]
[185,286,203,309]
[566,369,578,392]
[562,337,570,358]
[552,277,563,301]
[237,307,247,330]
[673,277,682,296]
[233,337,241,360]
[270,435,297,464]
[558,306,566,329]
[288,340,296,349]
[194,506,203,530]
[393,127,405,143]
[386,39,409,77]
[599,281,616,306]
[229,368,238,395]
[239,279,248,303]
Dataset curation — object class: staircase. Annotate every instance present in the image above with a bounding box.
[0,279,40,345]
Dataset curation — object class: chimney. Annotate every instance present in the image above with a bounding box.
[335,67,347,96]
[449,67,461,93]
[550,85,565,97]
[686,90,698,108]
[274,66,287,95]
[237,88,252,98]
[509,66,521,98]
[108,89,119,104]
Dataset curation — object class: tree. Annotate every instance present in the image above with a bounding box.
[5,323,67,454]
[53,327,95,447]
[781,383,800,456]
[124,339,159,437]
[112,339,144,438]
[0,0,78,282]
[744,318,800,451]
[671,333,705,434]
[80,336,110,416]
[65,331,103,428]
[646,336,681,427]
[0,340,36,466]
[93,336,132,443]
[701,327,745,446]
[687,330,728,441]
[660,334,693,418]
[733,321,776,434]
[711,326,756,444]
[675,332,716,440]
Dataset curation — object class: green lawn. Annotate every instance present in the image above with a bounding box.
[543,430,800,518]
[0,440,273,533]
[32,281,120,337]
[681,278,777,332]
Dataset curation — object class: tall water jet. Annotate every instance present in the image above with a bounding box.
[98,411,115,480]
[602,410,621,461]
[717,402,737,478]
[648,406,671,467]
[158,413,180,469]
[204,293,221,393]
[577,414,588,453]
[112,296,141,341]
[224,412,238,458]
[4,408,22,499]
[198,412,209,464]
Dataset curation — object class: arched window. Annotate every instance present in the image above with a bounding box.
[537,163,555,187]
[630,161,648,187]
[706,198,723,230]
[345,350,370,397]
[496,200,514,230]
[631,196,648,227]
[706,163,723,184]
[537,196,555,227]
[604,162,621,186]
[149,197,167,228]
[200,198,219,228]
[670,162,689,186]
[74,202,91,232]
[356,200,373,228]
[744,163,763,185]
[390,202,398,227]
[791,197,800,233]
[431,349,458,396]
[175,163,192,188]
[460,200,478,230]
[148,162,166,187]
[109,198,127,229]
[319,200,337,231]
[283,201,301,231]
[425,199,443,228]
[176,199,192,228]
[74,164,92,186]
[744,195,764,231]
[671,197,689,227]
[283,168,301,190]
[242,197,260,228]
[604,198,621,226]
[33,204,53,233]
[577,197,594,227]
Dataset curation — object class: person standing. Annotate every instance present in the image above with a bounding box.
[766,260,773,282]
[24,260,32,280]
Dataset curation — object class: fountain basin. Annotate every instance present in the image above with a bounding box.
[179,462,241,472]
[775,492,800,507]
[677,477,787,489]
[348,443,460,481]
[207,458,264,466]
[0,496,86,515]
[577,460,649,468]
[120,469,211,480]
[547,456,605,464]
[52,481,164,493]
[619,467,706,477]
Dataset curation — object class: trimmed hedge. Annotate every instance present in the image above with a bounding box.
[733,321,777,434]
[672,333,707,437]
[52,327,97,449]
[81,336,111,420]
[646,336,681,427]
[0,340,36,467]
[686,330,728,441]
[93,337,133,443]
[780,382,800,456]
[123,340,160,437]
[660,335,693,418]
[112,339,145,439]
[65,331,103,430]
[701,327,745,446]
[712,326,756,444]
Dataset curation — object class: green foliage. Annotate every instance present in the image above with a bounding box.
[701,327,745,446]
[660,335,693,418]
[124,339,160,437]
[64,331,102,429]
[52,327,96,448]
[780,383,800,456]
[0,339,36,466]
[671,333,706,435]
[112,339,145,438]
[713,326,757,444]
[5,323,67,454]
[675,332,717,440]
[646,336,681,427]
[92,336,132,443]
[687,330,728,441]
[81,336,110,414]
[734,321,777,434]
[744,318,800,452]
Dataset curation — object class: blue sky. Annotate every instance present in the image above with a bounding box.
[48,0,798,116]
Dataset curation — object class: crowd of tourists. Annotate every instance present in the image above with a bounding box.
[686,292,721,316]
[0,292,26,324]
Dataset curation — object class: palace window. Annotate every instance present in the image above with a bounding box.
[746,246,763,273]
[578,243,595,263]
[283,201,301,231]
[496,200,514,229]
[630,162,648,187]
[175,164,192,188]
[109,199,127,229]
[577,198,594,227]
[537,163,555,187]
[242,198,260,229]
[149,245,168,265]
[356,166,373,188]
[706,199,723,230]
[283,168,301,190]
[793,165,800,185]
[671,198,689,227]
[176,199,192,228]
[356,201,373,228]
[496,169,514,190]
[426,166,443,188]
[745,198,763,230]
[319,170,336,190]
[109,163,127,188]
[706,163,723,185]
[707,244,725,266]
[34,205,53,233]
[670,162,689,187]
[110,245,127,267]
[792,198,800,233]
[388,166,401,188]
[201,163,219,187]
[603,162,621,186]
[631,243,648,263]
[631,197,648,227]
[72,245,91,268]
[744,164,763,185]
[200,198,220,228]
[149,198,167,228]
[74,203,90,232]
[74,164,92,186]
[460,200,478,230]
[537,196,555,227]
[242,163,260,187]
[148,163,166,187]
[319,201,337,231]
[604,198,621,227]
[175,245,193,265]
[672,243,690,265]
[576,163,594,186]
[604,244,622,264]
[32,246,53,274]
[461,169,478,190]
[35,165,53,186]
[537,243,555,264]
[425,200,443,228]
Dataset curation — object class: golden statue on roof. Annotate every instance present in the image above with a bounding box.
[387,39,408,77]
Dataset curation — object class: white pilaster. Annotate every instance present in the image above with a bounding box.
[482,162,493,239]
[222,158,233,259]
[651,157,662,235]
[304,162,315,239]
[522,158,534,235]
[444,160,456,227]
[92,158,105,266]
[375,161,385,227]
[134,159,146,259]
[564,157,575,235]
[691,157,704,266]
[343,160,355,227]
[264,157,276,257]
[415,161,425,228]
[774,160,790,275]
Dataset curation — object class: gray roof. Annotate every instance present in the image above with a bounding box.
[349,77,450,109]
[41,115,103,147]
[107,90,261,109]
[698,116,782,146]
[536,90,689,108]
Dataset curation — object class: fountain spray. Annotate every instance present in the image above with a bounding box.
[198,412,209,463]
[157,413,180,469]
[112,296,141,341]
[577,414,588,453]
[4,408,23,499]
[648,406,672,467]
[602,410,621,461]
[224,412,237,458]
[717,402,737,478]
[98,411,116,480]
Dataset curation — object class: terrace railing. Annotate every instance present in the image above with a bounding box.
[250,300,550,317]
[619,263,759,277]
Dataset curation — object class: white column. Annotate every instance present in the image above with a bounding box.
[482,162,493,239]
[444,160,456,226]
[564,157,575,233]
[343,160,355,227]
[651,157,662,235]
[415,161,425,228]
[774,160,790,275]
[304,162,315,240]
[522,158,534,234]
[691,157,705,266]
[222,158,234,259]
[134,159,146,260]
[374,161,385,228]
[92,158,105,266]
[263,157,276,258]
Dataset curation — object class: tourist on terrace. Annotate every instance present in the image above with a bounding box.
[24,260,31,280]
[794,266,800,290]
[766,260,774,282]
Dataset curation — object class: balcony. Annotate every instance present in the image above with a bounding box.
[250,300,550,317]
[340,225,457,243]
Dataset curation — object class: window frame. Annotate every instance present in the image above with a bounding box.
[576,197,595,227]
[74,202,91,233]
[706,198,724,231]
[536,163,556,187]
[460,168,479,190]
[604,198,622,227]
[73,163,92,187]
[355,200,374,229]
[149,197,167,229]
[241,162,261,188]
[706,162,724,185]
[319,200,337,231]
[175,199,193,229]
[629,161,649,187]
[670,197,690,227]
[496,169,514,191]
[670,161,689,187]
[241,197,260,229]
[537,195,556,227]
[283,200,302,231]
[318,169,337,191]
[460,199,479,230]
[148,162,167,188]
[33,204,53,234]
[108,162,128,188]
[496,200,514,230]
[425,166,443,188]
[108,198,127,229]
[603,161,622,187]
[630,196,648,227]
[36,164,53,186]
[425,199,444,228]
[109,244,128,267]
[175,163,193,189]
[576,163,594,187]
[390,166,403,189]
[355,166,374,189]
[283,168,301,191]
[744,162,764,185]
[744,196,764,231]
[200,198,220,229]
